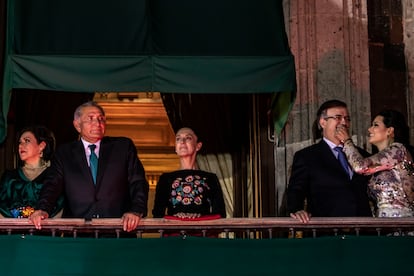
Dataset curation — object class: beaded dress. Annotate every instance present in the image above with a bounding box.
[343,141,414,217]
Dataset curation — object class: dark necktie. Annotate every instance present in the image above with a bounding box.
[334,146,350,178]
[88,144,98,184]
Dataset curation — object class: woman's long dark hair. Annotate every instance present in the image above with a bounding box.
[378,109,409,145]
[377,109,414,157]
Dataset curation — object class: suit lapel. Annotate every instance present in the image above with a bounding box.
[96,137,113,185]
[319,140,337,161]
[72,141,93,183]
[319,140,348,175]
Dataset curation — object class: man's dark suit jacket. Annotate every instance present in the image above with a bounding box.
[38,136,149,219]
[287,139,372,217]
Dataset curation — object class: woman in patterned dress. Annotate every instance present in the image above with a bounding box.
[336,109,414,218]
[152,127,226,219]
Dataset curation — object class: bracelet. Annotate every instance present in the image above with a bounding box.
[341,138,352,144]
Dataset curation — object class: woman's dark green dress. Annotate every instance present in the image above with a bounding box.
[0,167,64,218]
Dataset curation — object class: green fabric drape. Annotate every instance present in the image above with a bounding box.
[7,55,295,93]
[1,235,412,275]
[1,0,296,143]
[271,90,297,141]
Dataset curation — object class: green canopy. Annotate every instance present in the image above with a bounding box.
[1,0,296,143]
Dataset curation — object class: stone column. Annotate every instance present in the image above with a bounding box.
[403,0,414,144]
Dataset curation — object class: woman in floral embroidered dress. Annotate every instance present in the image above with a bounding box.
[152,127,226,219]
[336,109,414,217]
[0,125,64,218]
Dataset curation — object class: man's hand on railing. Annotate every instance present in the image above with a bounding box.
[29,210,49,229]
[290,210,311,223]
[122,212,142,232]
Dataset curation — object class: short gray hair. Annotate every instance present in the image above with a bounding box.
[74,101,106,120]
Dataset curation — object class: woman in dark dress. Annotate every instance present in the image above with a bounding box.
[0,125,63,218]
[152,127,226,219]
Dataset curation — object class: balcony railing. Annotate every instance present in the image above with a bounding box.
[1,217,414,238]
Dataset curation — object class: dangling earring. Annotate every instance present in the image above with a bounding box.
[387,133,394,146]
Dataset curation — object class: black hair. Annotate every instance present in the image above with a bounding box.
[376,109,410,145]
[312,99,348,141]
[175,126,203,143]
[16,125,56,165]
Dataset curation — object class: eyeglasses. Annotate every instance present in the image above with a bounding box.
[324,115,351,122]
[81,116,106,124]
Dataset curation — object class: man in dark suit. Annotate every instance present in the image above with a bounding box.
[287,99,372,223]
[30,101,148,232]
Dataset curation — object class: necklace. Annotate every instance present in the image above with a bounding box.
[22,160,50,180]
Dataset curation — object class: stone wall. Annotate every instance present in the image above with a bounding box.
[276,0,414,214]
[403,0,414,144]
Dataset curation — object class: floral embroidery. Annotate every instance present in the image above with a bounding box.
[170,174,210,207]
[10,206,35,218]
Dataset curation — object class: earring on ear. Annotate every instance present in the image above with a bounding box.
[387,132,394,146]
